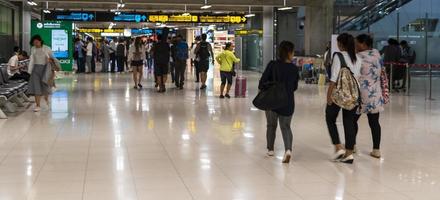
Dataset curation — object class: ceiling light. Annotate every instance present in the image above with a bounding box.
[201,0,211,9]
[245,6,255,18]
[182,5,190,16]
[278,0,293,11]
[27,1,37,6]
[43,2,50,14]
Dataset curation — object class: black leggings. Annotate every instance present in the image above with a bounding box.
[325,103,358,150]
[355,113,381,149]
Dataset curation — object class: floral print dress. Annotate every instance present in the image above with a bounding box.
[357,49,385,114]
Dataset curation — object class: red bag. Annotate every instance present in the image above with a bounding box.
[380,68,390,104]
[235,76,247,98]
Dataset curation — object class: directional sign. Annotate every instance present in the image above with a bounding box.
[45,11,247,24]
[45,11,96,22]
[114,13,148,22]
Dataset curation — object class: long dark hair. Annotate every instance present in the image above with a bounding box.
[337,33,357,63]
[278,41,295,62]
[134,37,142,52]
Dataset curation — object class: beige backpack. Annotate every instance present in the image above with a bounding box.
[331,53,360,110]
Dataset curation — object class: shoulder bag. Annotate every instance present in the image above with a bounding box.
[252,61,288,110]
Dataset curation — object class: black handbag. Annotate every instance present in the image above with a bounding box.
[252,61,288,110]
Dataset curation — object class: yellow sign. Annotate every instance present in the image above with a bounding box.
[235,29,263,35]
[199,15,247,24]
[79,28,124,33]
[148,14,246,24]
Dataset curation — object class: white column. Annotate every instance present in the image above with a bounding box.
[262,6,274,69]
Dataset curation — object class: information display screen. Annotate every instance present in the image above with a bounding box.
[51,29,69,58]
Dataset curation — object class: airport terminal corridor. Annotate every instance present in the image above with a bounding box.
[0,71,440,200]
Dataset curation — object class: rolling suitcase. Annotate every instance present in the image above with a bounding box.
[235,76,247,98]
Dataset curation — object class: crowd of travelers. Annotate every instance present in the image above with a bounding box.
[5,30,402,165]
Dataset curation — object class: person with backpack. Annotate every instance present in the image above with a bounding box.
[355,34,386,159]
[174,35,189,89]
[152,34,171,93]
[326,33,362,164]
[215,43,240,98]
[258,41,299,164]
[116,38,126,73]
[195,34,214,90]
[128,37,146,89]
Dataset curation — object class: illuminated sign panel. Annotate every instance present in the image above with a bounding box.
[78,28,124,33]
[199,15,246,24]
[45,11,95,21]
[45,11,247,24]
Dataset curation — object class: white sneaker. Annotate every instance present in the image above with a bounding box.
[33,107,41,112]
[282,150,292,163]
[332,149,346,162]
[267,150,275,157]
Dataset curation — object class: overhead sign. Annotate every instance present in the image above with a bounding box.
[148,14,199,23]
[45,11,247,24]
[95,13,148,22]
[199,15,247,24]
[131,29,154,36]
[235,29,263,35]
[45,11,95,21]
[78,28,124,33]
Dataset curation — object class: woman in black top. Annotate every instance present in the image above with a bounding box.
[258,41,299,163]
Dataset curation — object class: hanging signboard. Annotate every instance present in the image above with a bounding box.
[45,11,95,21]
[45,11,247,24]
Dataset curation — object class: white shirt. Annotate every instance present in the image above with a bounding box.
[109,41,116,53]
[7,55,19,76]
[86,43,93,56]
[330,51,362,82]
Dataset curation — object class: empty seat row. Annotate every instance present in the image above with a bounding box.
[0,60,31,119]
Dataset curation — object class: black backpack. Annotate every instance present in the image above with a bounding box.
[197,41,210,60]
[116,44,125,57]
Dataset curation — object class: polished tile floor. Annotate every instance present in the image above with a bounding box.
[1,68,440,200]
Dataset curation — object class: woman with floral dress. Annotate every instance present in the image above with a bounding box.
[355,34,385,158]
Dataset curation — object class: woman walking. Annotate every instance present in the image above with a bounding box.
[28,35,55,112]
[215,43,240,98]
[355,34,385,158]
[128,37,146,89]
[258,41,299,163]
[325,33,362,164]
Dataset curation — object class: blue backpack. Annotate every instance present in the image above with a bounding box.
[175,42,189,61]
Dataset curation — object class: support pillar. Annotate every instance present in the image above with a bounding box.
[22,2,32,53]
[262,6,274,70]
[304,0,334,56]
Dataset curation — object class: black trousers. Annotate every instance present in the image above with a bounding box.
[194,60,200,81]
[110,53,116,72]
[175,60,186,87]
[355,113,381,149]
[10,72,30,82]
[325,103,358,150]
[77,57,85,73]
[116,56,125,72]
[170,62,176,82]
[91,55,96,73]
